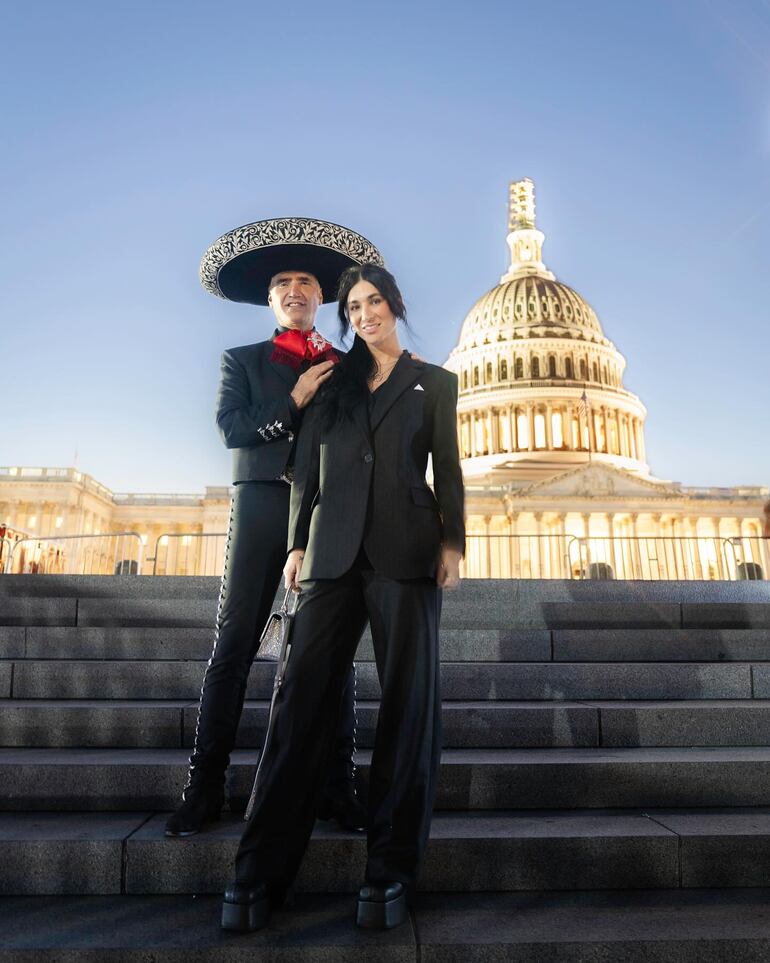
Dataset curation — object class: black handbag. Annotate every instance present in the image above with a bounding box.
[245,587,298,819]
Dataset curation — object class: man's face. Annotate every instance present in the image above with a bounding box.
[267,271,323,330]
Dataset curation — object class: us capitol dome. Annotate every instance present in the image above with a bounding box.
[440,179,766,578]
[445,178,648,480]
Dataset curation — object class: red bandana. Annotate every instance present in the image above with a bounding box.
[271,329,339,369]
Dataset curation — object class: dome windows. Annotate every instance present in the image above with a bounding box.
[499,359,508,381]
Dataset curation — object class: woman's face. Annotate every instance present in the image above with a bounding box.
[347,280,398,347]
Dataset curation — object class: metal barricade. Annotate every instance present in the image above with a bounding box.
[4,533,144,576]
[568,536,736,581]
[461,534,576,579]
[729,536,768,581]
[151,533,227,576]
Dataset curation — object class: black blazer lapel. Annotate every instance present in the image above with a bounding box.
[268,355,299,389]
[351,400,371,445]
[369,354,425,432]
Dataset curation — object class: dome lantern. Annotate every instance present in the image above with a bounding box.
[501,178,553,282]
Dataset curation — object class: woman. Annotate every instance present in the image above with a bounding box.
[222,263,465,932]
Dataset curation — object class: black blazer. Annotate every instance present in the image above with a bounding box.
[288,354,465,581]
[215,339,301,483]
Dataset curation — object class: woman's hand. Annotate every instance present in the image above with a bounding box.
[284,549,305,593]
[437,546,462,589]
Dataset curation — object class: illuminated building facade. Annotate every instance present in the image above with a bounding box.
[1,180,766,578]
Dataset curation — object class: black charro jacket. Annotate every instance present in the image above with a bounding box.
[215,337,304,483]
[288,353,465,581]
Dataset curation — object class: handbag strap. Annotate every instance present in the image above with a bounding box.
[280,586,300,615]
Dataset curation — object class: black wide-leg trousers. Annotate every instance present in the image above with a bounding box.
[187,481,356,794]
[235,562,442,890]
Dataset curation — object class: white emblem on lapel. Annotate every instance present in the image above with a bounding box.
[414,384,424,391]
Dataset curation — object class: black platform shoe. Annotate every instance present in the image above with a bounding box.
[221,883,270,932]
[356,881,408,929]
[316,782,367,832]
[164,786,224,837]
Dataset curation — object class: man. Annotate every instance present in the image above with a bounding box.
[166,216,385,837]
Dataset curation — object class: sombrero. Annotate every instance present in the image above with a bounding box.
[199,216,384,305]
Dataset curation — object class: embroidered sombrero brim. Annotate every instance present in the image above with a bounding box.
[199,217,384,305]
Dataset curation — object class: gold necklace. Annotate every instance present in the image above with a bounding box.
[369,357,399,388]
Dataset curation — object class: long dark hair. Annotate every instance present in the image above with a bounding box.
[321,263,408,427]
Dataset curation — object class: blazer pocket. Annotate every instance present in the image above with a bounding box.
[411,486,438,510]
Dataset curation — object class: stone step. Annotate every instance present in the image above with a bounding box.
[0,699,600,749]
[0,892,417,961]
[6,598,770,633]
[4,659,754,701]
[0,808,696,895]
[0,626,551,662]
[4,747,770,812]
[3,699,770,750]
[414,888,770,962]
[553,628,770,662]
[4,808,770,896]
[121,807,770,896]
[4,576,769,607]
[3,888,770,962]
[8,625,770,664]
[4,592,770,631]
[586,699,770,747]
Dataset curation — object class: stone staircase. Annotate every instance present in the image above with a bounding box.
[1,574,770,960]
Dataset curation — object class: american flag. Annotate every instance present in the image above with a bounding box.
[577,391,590,419]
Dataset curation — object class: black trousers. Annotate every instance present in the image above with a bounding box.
[187,481,356,794]
[235,560,442,890]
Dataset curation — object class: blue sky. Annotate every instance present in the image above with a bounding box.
[2,0,768,492]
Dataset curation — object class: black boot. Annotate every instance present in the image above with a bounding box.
[221,882,270,932]
[356,881,408,929]
[316,779,367,832]
[165,784,224,837]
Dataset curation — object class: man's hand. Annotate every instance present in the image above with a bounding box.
[290,360,335,410]
[437,546,462,589]
[284,549,305,592]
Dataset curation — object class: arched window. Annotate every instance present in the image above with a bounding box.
[485,362,493,383]
[531,357,540,378]
[499,358,508,380]
[602,365,608,384]
[565,357,574,379]
[462,370,468,390]
[473,366,479,386]
[548,355,557,377]
[592,362,599,382]
[579,358,587,380]
[515,357,524,379]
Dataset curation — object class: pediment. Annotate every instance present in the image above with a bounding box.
[513,464,681,499]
